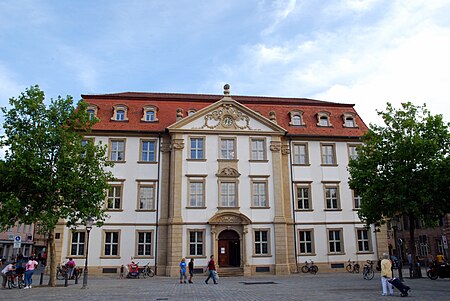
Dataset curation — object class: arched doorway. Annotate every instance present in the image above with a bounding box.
[218,230,241,267]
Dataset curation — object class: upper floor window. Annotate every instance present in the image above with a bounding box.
[317,112,331,127]
[107,184,123,210]
[220,181,237,207]
[188,178,205,207]
[109,139,126,161]
[140,140,156,162]
[348,144,359,160]
[321,143,336,165]
[111,105,128,121]
[293,143,309,165]
[296,183,311,210]
[324,183,340,210]
[86,105,98,120]
[137,183,155,210]
[342,113,358,128]
[220,137,236,160]
[251,179,268,207]
[189,137,204,160]
[250,138,266,161]
[141,106,159,122]
[187,109,197,116]
[353,191,362,209]
[289,111,305,126]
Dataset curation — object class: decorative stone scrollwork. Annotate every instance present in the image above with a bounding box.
[198,104,255,130]
[208,212,251,225]
[270,141,281,152]
[216,167,241,177]
[171,139,185,150]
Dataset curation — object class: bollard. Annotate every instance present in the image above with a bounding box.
[40,272,44,285]
[75,272,78,284]
[64,271,68,287]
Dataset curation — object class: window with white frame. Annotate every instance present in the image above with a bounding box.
[353,191,362,209]
[321,144,336,165]
[324,185,340,209]
[356,229,371,252]
[342,113,357,128]
[141,106,158,122]
[419,235,429,256]
[250,138,266,161]
[138,184,155,210]
[140,140,156,162]
[111,105,128,121]
[220,181,237,207]
[109,139,125,161]
[220,138,236,160]
[299,230,314,254]
[188,179,205,207]
[189,230,204,256]
[348,144,359,160]
[289,111,304,126]
[293,143,308,165]
[107,185,122,210]
[136,231,152,256]
[252,180,267,207]
[86,105,98,120]
[296,184,311,210]
[70,231,86,256]
[328,229,343,254]
[254,230,269,255]
[104,231,120,256]
[187,109,196,116]
[190,137,204,160]
[317,112,331,126]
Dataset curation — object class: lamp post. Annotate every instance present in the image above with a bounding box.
[82,217,94,289]
[391,217,403,281]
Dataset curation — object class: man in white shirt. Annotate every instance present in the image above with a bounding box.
[1,260,15,289]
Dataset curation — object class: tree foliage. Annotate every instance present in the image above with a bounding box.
[0,85,113,285]
[348,102,450,276]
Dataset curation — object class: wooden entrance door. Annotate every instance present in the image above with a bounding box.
[218,230,240,267]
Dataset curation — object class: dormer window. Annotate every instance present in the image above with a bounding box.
[187,109,197,116]
[317,112,331,127]
[289,111,305,126]
[86,105,98,120]
[111,105,129,121]
[141,106,158,122]
[342,113,358,128]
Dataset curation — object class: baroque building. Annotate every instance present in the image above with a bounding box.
[54,85,382,276]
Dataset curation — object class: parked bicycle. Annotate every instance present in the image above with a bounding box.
[346,259,360,273]
[56,264,82,280]
[142,262,155,278]
[301,260,318,274]
[363,260,375,280]
[6,270,25,289]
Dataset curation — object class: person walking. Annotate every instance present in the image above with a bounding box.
[66,257,76,279]
[179,258,187,284]
[188,258,194,283]
[381,253,394,296]
[205,255,217,284]
[24,257,38,289]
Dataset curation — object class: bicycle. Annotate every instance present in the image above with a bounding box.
[301,260,318,274]
[346,259,360,273]
[56,264,82,280]
[363,260,375,280]
[6,271,25,289]
[142,262,155,278]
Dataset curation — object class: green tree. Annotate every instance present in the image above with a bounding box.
[0,85,113,286]
[348,102,450,277]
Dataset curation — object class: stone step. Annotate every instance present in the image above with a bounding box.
[217,267,244,277]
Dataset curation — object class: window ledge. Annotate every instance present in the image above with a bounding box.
[320,163,338,167]
[292,163,311,166]
[252,254,272,258]
[135,209,156,212]
[296,209,314,212]
[356,251,374,255]
[65,255,86,259]
[140,120,159,123]
[217,159,239,162]
[106,209,124,212]
[133,256,155,259]
[249,160,269,163]
[250,206,271,209]
[324,209,342,211]
[327,252,345,256]
[111,120,129,122]
[99,256,121,259]
[217,206,240,210]
[108,160,127,163]
[137,161,157,164]
[352,208,360,211]
[186,206,207,209]
[299,253,316,256]
[187,255,207,259]
[187,159,207,162]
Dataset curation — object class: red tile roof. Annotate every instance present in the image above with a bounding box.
[82,92,368,138]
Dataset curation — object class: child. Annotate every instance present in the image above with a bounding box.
[179,258,187,284]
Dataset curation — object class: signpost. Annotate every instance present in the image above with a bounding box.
[13,235,21,249]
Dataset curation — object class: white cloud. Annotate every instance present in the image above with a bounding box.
[261,0,297,35]
[0,64,25,109]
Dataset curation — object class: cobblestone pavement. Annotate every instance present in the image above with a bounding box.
[2,270,449,301]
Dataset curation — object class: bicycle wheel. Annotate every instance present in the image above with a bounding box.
[354,264,360,273]
[345,264,353,273]
[76,268,83,279]
[147,269,155,277]
[310,265,318,275]
[18,278,24,289]
[365,269,374,280]
[56,270,65,280]
[7,278,12,289]
[301,265,309,273]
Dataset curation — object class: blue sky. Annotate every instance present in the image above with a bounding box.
[1,0,450,152]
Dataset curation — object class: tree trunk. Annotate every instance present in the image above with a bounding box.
[408,214,420,278]
[47,231,57,287]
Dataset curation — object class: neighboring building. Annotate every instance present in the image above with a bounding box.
[54,85,379,276]
[389,214,450,263]
[0,223,35,260]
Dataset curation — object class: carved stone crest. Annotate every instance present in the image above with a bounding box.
[216,167,241,177]
[197,104,256,130]
[270,141,281,152]
[171,139,185,150]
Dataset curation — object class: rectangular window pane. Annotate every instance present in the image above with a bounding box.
[294,144,307,164]
[221,183,236,207]
[110,140,125,161]
[139,186,154,209]
[190,138,204,159]
[253,182,267,207]
[221,139,235,159]
[108,186,122,209]
[189,231,204,256]
[255,230,269,255]
[141,141,155,162]
[322,145,335,164]
[251,139,265,160]
[297,187,310,209]
[189,181,204,207]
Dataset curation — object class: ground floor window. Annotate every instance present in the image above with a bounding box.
[328,229,343,254]
[136,231,152,256]
[188,230,204,256]
[299,230,314,254]
[70,231,86,256]
[356,229,371,252]
[104,231,120,256]
[254,230,270,255]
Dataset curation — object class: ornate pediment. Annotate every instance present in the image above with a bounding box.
[208,212,251,225]
[196,104,255,130]
[216,167,241,178]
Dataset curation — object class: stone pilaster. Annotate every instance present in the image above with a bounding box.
[270,138,290,275]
